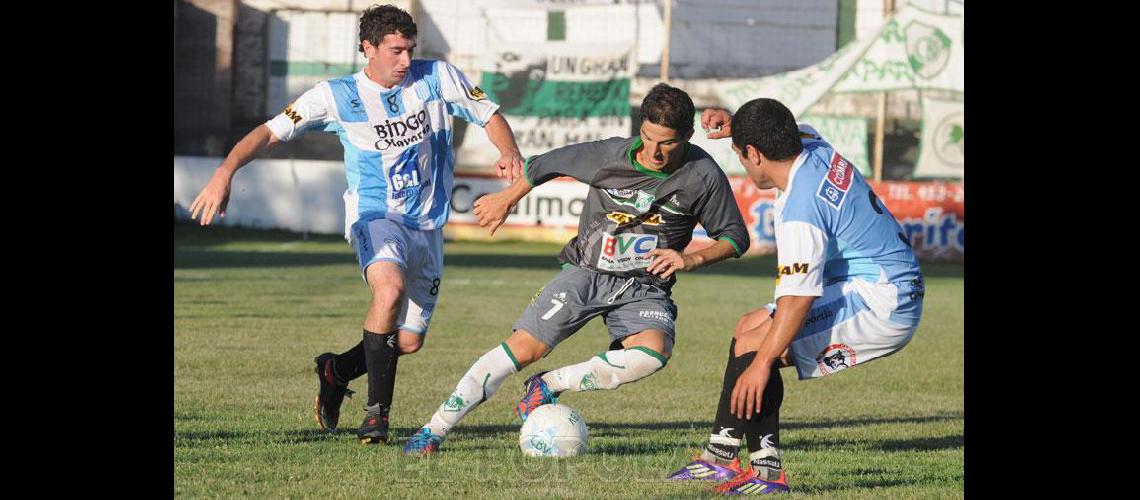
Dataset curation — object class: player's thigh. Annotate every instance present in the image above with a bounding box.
[513,266,605,356]
[353,217,412,283]
[395,227,444,341]
[619,329,672,358]
[605,289,676,356]
[786,281,917,380]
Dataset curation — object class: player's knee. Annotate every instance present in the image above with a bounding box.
[369,281,405,309]
[733,309,772,341]
[397,334,423,354]
[505,330,550,367]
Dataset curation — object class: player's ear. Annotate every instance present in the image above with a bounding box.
[744,144,762,165]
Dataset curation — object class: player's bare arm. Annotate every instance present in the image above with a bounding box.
[701,108,734,139]
[472,175,532,235]
[731,294,814,419]
[189,124,279,225]
[484,111,525,183]
[646,239,738,279]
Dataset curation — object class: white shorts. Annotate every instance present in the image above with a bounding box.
[769,277,924,380]
[349,217,444,335]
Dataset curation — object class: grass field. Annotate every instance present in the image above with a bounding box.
[174,223,963,498]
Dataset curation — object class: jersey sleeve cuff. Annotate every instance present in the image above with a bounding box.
[523,156,537,187]
[774,287,824,299]
[718,236,743,257]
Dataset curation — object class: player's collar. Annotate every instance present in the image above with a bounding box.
[780,150,810,195]
[357,68,408,91]
[628,138,688,179]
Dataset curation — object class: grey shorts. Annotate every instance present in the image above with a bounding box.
[513,265,677,350]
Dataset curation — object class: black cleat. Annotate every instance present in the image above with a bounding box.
[357,403,390,444]
[314,353,353,431]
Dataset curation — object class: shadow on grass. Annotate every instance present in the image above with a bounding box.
[174,427,421,445]
[797,466,964,494]
[174,223,963,278]
[175,411,961,450]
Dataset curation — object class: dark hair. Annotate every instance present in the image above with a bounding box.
[730,98,802,162]
[640,83,695,137]
[359,4,417,53]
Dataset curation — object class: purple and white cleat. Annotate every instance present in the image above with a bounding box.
[666,455,743,481]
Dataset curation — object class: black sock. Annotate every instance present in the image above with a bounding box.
[705,339,756,464]
[363,329,399,411]
[332,341,368,383]
[744,361,784,479]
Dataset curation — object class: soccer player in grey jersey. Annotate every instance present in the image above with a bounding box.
[402,83,750,454]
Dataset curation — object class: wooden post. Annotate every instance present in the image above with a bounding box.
[660,0,672,83]
[872,0,895,181]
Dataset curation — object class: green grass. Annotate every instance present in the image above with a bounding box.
[174,223,963,498]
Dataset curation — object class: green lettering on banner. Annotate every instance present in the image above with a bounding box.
[478,74,630,118]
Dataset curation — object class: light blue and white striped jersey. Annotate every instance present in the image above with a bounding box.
[265,60,499,237]
[773,125,922,300]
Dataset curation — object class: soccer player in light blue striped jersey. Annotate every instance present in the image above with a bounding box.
[189,4,525,445]
[666,99,924,495]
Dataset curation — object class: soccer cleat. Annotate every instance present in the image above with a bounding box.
[314,353,354,431]
[713,468,790,495]
[666,455,743,481]
[357,403,390,444]
[403,427,443,455]
[514,371,561,422]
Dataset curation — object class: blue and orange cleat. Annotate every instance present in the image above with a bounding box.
[403,427,443,455]
[514,371,561,422]
[666,455,743,481]
[713,467,790,495]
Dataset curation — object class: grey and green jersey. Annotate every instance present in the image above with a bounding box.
[525,136,749,291]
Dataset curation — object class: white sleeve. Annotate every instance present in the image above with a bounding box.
[436,61,499,127]
[773,220,828,299]
[264,83,333,142]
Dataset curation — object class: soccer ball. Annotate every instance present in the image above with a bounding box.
[518,404,588,457]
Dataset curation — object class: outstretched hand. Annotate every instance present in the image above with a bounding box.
[472,190,515,236]
[189,169,234,226]
[701,108,733,139]
[494,151,525,184]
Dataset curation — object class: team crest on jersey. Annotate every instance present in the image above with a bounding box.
[816,152,854,210]
[282,103,302,124]
[817,343,857,375]
[603,188,656,213]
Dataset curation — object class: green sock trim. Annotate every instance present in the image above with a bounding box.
[629,346,669,367]
[481,373,491,403]
[500,342,522,372]
[595,352,626,369]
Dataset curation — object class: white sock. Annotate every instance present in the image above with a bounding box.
[542,347,666,393]
[749,446,783,480]
[424,343,520,436]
